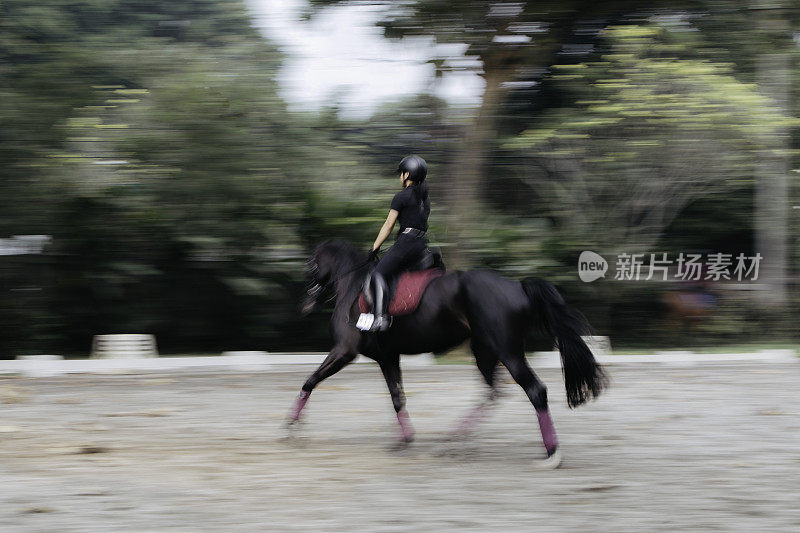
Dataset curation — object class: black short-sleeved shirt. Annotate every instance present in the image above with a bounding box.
[390,184,430,234]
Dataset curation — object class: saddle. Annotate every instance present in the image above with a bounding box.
[359,247,445,317]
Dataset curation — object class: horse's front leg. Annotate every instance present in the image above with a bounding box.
[378,355,414,443]
[286,346,356,426]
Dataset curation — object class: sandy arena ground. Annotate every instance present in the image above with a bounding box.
[1,361,799,532]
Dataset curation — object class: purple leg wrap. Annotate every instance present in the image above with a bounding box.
[396,410,415,442]
[453,404,487,435]
[536,408,559,455]
[289,391,310,421]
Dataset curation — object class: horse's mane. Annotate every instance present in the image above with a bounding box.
[314,239,366,277]
[315,238,361,259]
[315,238,359,255]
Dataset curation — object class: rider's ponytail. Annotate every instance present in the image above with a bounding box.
[410,180,428,205]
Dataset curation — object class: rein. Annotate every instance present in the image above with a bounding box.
[332,258,373,284]
[306,257,373,300]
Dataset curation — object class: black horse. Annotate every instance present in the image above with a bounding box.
[289,239,607,467]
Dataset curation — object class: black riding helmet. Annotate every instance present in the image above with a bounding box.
[397,155,427,182]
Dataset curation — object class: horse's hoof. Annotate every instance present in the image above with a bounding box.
[443,430,463,442]
[389,438,412,452]
[282,418,304,438]
[535,448,563,470]
[398,431,415,444]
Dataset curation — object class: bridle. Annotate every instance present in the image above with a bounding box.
[305,256,373,302]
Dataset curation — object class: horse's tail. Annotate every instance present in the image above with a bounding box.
[522,278,607,408]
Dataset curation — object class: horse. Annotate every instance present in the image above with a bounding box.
[288,239,607,468]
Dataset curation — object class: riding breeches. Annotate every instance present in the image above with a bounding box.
[371,234,426,317]
[375,234,426,280]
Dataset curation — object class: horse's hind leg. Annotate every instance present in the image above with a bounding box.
[501,352,562,466]
[475,341,500,401]
[286,346,356,426]
[452,340,499,436]
[378,354,414,443]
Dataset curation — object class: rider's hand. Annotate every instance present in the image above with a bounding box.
[367,248,380,262]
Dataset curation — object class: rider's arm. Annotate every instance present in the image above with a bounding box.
[372,209,399,251]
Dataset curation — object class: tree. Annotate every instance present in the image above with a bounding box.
[506,24,796,254]
[750,1,793,307]
[0,0,317,354]
[309,0,701,266]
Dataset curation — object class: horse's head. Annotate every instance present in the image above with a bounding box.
[300,240,362,315]
[300,247,331,315]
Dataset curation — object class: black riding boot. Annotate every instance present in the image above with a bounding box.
[371,272,391,332]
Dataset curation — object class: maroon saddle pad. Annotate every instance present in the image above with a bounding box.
[359,268,445,317]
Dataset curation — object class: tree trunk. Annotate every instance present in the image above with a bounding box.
[443,66,512,269]
[753,1,790,307]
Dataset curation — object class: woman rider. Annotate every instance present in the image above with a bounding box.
[363,155,430,332]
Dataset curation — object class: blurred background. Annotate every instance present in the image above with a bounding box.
[1,0,798,357]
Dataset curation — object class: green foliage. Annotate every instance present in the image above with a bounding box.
[497,22,800,345]
[0,0,314,355]
[1,2,799,355]
[506,24,797,251]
